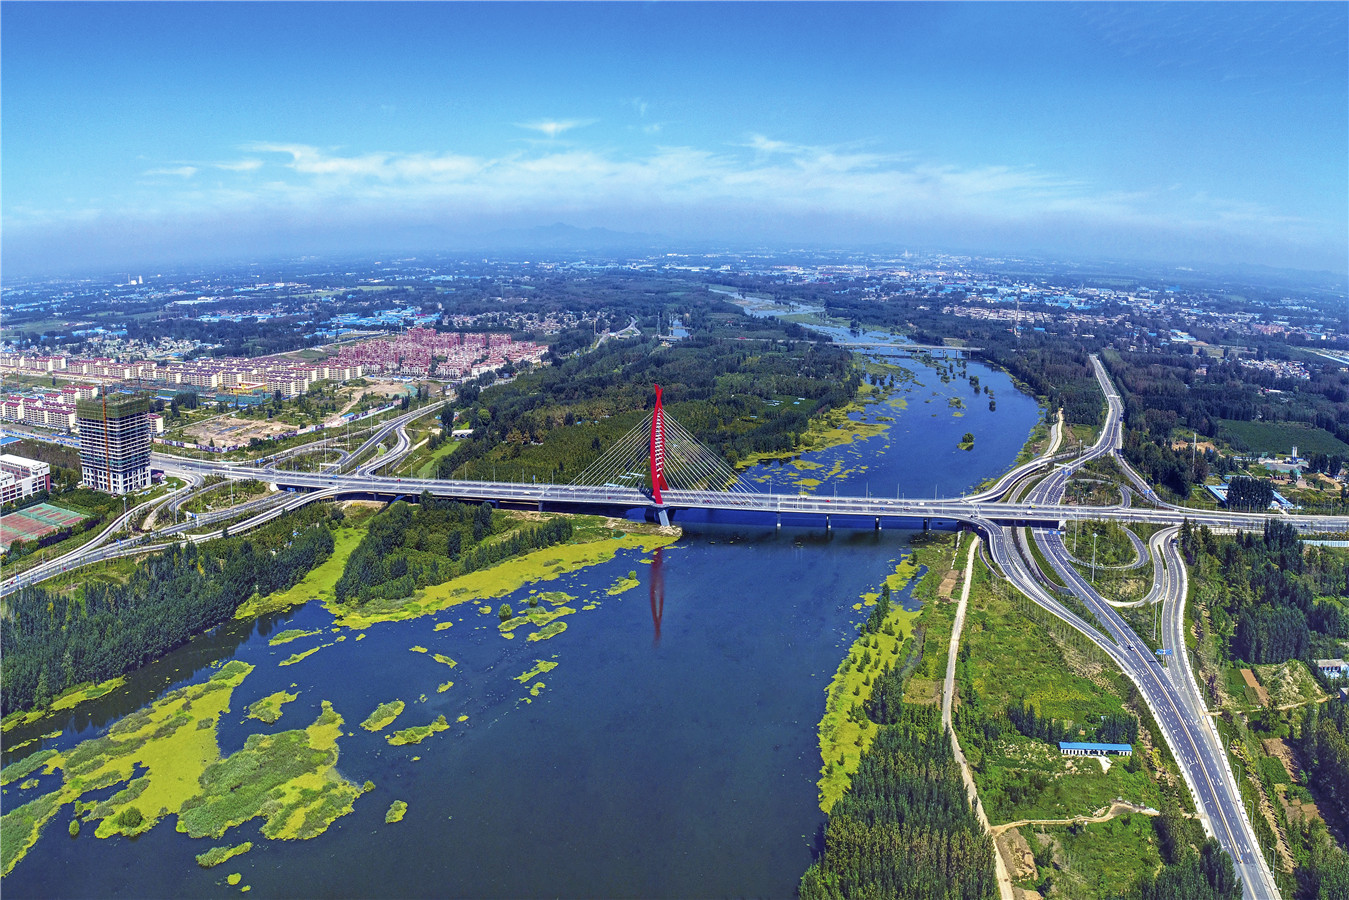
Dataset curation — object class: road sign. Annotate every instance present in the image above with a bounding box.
[1155,648,1173,656]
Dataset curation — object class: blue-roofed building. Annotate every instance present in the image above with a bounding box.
[1059,741,1132,757]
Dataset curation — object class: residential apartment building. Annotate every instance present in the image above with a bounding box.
[0,454,51,504]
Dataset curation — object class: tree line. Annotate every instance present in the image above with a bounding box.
[1115,836,1241,900]
[434,334,859,486]
[1297,701,1349,844]
[1226,475,1275,511]
[1180,519,1345,666]
[800,704,997,900]
[1004,700,1139,747]
[1,507,339,715]
[333,496,573,605]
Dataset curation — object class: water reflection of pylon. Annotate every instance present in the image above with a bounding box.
[649,546,665,645]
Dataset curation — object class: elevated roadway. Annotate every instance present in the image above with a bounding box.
[145,456,1349,536]
[17,353,1338,896]
[1010,353,1279,898]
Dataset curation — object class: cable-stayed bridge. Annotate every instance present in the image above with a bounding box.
[152,383,1349,536]
[30,374,1347,897]
[101,369,1341,900]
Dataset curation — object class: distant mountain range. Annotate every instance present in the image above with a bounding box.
[472,223,667,253]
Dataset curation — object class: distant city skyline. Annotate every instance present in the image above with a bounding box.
[3,2,1345,278]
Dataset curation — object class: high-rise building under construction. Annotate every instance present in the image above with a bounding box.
[76,393,151,495]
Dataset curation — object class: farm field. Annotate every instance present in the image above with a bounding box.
[1217,419,1349,457]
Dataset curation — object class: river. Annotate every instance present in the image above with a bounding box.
[2,332,1041,898]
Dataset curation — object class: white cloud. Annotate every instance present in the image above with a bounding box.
[745,134,797,154]
[516,119,594,138]
[10,133,1342,276]
[144,165,198,178]
[111,139,1305,242]
[214,159,264,172]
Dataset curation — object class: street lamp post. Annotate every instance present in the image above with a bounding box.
[1091,532,1098,584]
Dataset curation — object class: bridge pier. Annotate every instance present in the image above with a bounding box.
[923,518,930,531]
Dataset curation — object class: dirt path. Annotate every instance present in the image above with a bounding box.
[1240,668,1271,707]
[941,535,1015,900]
[989,801,1159,836]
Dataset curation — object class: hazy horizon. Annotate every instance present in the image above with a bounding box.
[4,2,1345,279]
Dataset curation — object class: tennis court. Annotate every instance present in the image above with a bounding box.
[0,503,88,551]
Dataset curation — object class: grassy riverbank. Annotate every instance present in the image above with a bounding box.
[950,558,1202,898]
[328,515,678,630]
[736,380,891,471]
[815,532,959,812]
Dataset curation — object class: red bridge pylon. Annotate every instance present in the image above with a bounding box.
[649,384,670,505]
[570,385,754,499]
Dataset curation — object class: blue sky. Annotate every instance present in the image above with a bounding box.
[3,2,1346,276]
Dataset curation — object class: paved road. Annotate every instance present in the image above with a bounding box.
[147,458,1349,535]
[1036,525,1277,898]
[0,489,289,597]
[962,409,1071,503]
[1011,354,1278,898]
[6,356,1319,896]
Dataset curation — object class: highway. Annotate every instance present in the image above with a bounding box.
[1007,354,1279,898]
[142,456,1349,536]
[9,356,1335,896]
[1035,523,1278,898]
[0,488,292,596]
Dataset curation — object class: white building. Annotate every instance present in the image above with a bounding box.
[0,454,52,504]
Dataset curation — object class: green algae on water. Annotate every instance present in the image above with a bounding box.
[2,677,127,735]
[528,621,567,642]
[0,790,64,876]
[176,701,361,841]
[0,749,58,787]
[278,644,328,667]
[268,629,320,647]
[246,691,298,725]
[196,842,253,868]
[386,715,449,746]
[359,700,405,733]
[0,660,255,876]
[498,605,574,635]
[329,519,679,631]
[515,660,558,683]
